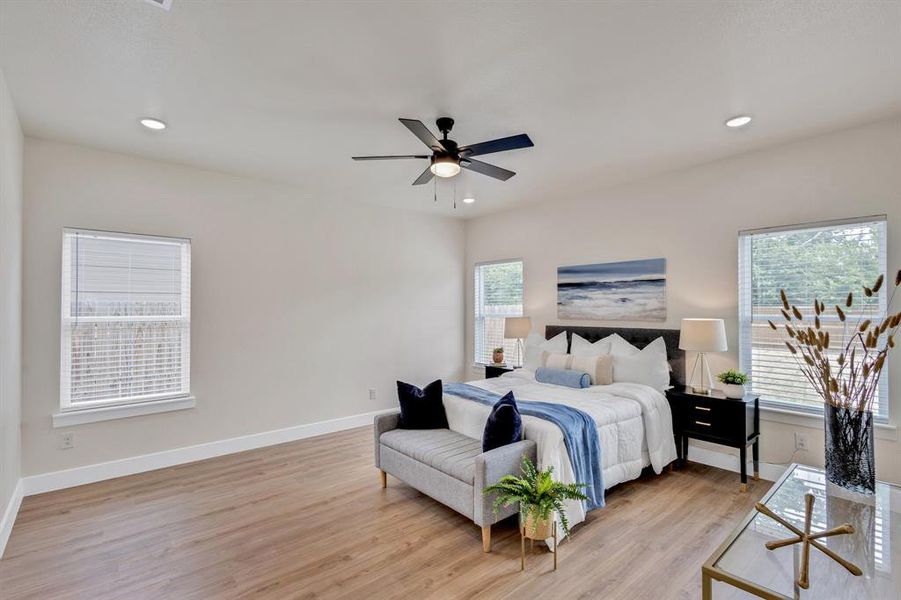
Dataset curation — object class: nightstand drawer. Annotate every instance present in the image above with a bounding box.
[682,398,719,429]
[683,411,722,436]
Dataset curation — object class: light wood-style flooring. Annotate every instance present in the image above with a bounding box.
[0,427,767,599]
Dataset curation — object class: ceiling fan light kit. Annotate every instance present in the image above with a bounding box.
[430,155,461,178]
[352,116,533,188]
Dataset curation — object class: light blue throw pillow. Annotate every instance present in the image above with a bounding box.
[535,367,590,389]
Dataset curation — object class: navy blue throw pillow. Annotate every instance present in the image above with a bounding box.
[396,379,448,429]
[482,391,522,452]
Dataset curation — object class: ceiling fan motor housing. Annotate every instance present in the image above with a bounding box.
[437,139,458,157]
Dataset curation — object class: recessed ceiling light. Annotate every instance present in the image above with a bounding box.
[725,115,752,128]
[463,197,475,204]
[139,118,167,131]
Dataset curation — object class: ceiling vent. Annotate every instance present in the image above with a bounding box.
[144,0,173,10]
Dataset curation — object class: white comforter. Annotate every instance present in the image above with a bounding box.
[443,370,677,538]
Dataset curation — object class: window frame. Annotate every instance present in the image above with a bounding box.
[59,227,192,414]
[738,215,889,422]
[473,258,524,367]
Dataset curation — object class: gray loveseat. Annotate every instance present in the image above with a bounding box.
[374,411,537,552]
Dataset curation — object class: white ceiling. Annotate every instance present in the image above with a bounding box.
[2,1,900,218]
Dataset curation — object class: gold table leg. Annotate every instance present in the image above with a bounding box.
[553,520,558,571]
[520,524,525,571]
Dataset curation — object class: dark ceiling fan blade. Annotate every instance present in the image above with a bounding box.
[352,155,430,160]
[460,158,515,181]
[458,133,533,157]
[399,118,446,151]
[412,164,435,186]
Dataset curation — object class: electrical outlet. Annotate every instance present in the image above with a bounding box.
[58,432,74,450]
[369,388,377,400]
[794,432,809,451]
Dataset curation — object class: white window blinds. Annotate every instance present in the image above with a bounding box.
[60,229,191,410]
[474,260,523,365]
[738,216,888,419]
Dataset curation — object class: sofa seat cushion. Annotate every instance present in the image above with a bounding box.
[380,428,481,484]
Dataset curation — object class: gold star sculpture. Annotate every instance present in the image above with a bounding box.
[755,492,862,589]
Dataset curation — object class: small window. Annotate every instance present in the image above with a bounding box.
[60,229,191,411]
[738,216,888,419]
[474,260,523,365]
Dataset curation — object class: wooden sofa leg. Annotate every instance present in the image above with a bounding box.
[379,470,387,488]
[482,525,491,553]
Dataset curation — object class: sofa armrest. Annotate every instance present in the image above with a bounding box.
[473,439,537,527]
[374,410,401,468]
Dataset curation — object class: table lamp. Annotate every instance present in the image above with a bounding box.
[679,318,727,394]
[504,317,532,368]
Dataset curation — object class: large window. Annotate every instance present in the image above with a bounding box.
[60,229,191,411]
[474,260,523,366]
[738,216,888,419]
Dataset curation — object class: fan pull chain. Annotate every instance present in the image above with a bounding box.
[433,177,437,203]
[453,181,457,209]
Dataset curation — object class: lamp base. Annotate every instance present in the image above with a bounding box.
[688,352,715,396]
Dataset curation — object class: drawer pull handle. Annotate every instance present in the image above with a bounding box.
[695,406,712,412]
[695,421,712,427]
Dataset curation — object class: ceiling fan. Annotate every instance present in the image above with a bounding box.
[352,117,533,185]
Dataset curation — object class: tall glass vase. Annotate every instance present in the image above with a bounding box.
[824,402,875,495]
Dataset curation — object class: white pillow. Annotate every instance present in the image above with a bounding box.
[522,331,568,371]
[609,334,641,357]
[612,336,670,391]
[541,351,572,370]
[570,333,615,357]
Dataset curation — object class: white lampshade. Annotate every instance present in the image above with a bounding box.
[504,317,532,339]
[679,318,728,352]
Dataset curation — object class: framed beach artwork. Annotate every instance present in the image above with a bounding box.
[557,258,666,321]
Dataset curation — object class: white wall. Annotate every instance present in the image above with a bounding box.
[0,69,24,542]
[22,138,464,477]
[465,117,901,484]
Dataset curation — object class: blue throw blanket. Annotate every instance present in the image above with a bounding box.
[444,383,604,510]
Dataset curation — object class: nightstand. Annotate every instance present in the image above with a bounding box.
[485,364,514,379]
[666,385,760,492]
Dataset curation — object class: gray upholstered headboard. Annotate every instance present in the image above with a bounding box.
[544,325,685,386]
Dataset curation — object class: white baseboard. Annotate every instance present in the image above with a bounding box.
[22,408,394,497]
[0,478,24,558]
[687,444,786,482]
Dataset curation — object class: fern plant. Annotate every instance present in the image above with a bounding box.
[482,456,587,537]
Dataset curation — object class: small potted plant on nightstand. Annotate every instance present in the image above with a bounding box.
[483,457,587,570]
[717,369,749,399]
[492,347,505,364]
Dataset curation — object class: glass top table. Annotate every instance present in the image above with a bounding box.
[702,463,900,600]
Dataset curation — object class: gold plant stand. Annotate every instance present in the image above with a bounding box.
[520,515,557,572]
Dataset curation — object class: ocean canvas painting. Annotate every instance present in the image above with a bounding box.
[557,258,666,320]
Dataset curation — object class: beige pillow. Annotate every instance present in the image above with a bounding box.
[571,354,614,385]
[541,351,572,370]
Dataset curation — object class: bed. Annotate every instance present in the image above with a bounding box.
[443,326,683,539]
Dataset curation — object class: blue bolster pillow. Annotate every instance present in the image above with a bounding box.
[535,367,590,389]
